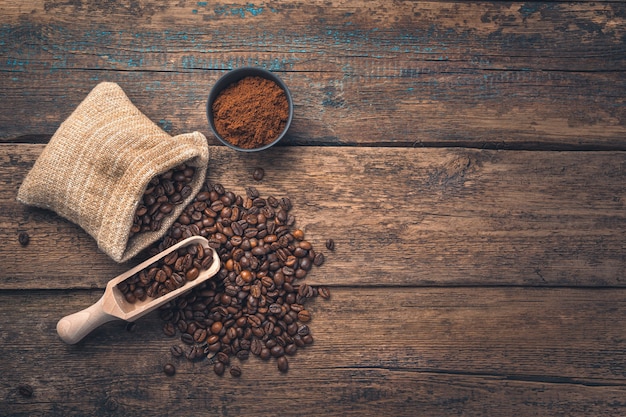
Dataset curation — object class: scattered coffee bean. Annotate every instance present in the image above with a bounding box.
[325,238,335,251]
[18,232,30,246]
[217,352,230,365]
[253,167,265,181]
[170,345,183,357]
[317,286,331,299]
[230,365,242,377]
[163,363,176,376]
[213,361,225,376]
[17,384,33,398]
[163,322,176,337]
[149,182,331,377]
[313,252,325,267]
[277,356,289,373]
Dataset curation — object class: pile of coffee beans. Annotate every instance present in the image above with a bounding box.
[116,241,215,304]
[149,180,330,376]
[129,164,196,238]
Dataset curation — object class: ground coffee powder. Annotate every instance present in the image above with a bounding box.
[212,76,289,149]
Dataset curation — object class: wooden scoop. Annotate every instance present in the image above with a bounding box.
[56,236,220,344]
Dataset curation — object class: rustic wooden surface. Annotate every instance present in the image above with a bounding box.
[1,1,625,416]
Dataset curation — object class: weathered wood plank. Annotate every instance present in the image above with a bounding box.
[1,287,625,416]
[0,1,624,147]
[1,144,624,289]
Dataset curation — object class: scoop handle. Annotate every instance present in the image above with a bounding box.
[56,295,118,344]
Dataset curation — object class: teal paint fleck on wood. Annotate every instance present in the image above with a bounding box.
[158,119,172,132]
[214,3,265,18]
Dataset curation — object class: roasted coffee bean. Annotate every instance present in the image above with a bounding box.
[217,351,230,365]
[317,286,331,299]
[253,167,265,181]
[17,384,33,398]
[211,321,223,334]
[313,252,325,267]
[237,349,250,361]
[297,324,310,336]
[181,333,194,345]
[277,356,289,373]
[163,322,176,337]
[230,365,242,377]
[170,345,183,357]
[250,338,264,355]
[186,345,202,361]
[270,345,285,358]
[285,343,297,356]
[163,363,176,376]
[213,362,225,376]
[325,239,335,251]
[194,328,208,343]
[297,310,311,323]
[18,232,30,246]
[260,348,271,360]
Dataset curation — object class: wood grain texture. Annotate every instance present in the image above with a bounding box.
[2,1,626,415]
[1,1,624,147]
[1,144,624,289]
[1,288,625,417]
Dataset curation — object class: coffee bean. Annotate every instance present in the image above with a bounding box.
[163,363,176,376]
[270,345,285,358]
[297,324,310,336]
[181,333,194,345]
[285,343,297,356]
[317,286,331,299]
[163,322,176,337]
[213,362,225,376]
[325,239,335,251]
[17,384,33,398]
[253,167,265,181]
[18,232,30,246]
[210,321,223,334]
[255,347,269,360]
[230,365,242,377]
[277,356,289,373]
[170,345,183,357]
[313,252,325,267]
[193,328,208,343]
[250,338,263,355]
[297,310,311,323]
[217,351,230,365]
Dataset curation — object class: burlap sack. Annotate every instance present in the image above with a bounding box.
[17,82,209,263]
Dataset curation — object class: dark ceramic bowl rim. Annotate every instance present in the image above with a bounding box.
[206,67,294,152]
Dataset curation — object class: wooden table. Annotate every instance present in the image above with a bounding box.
[1,1,625,416]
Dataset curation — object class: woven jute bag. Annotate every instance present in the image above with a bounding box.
[18,82,209,263]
